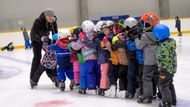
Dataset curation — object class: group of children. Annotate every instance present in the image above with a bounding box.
[30,12,177,107]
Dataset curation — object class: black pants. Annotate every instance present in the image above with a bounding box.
[143,65,160,98]
[159,71,176,105]
[32,65,57,83]
[118,64,128,91]
[30,41,42,80]
[127,59,138,95]
[108,62,119,86]
[137,64,143,95]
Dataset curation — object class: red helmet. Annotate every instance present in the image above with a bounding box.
[141,13,159,28]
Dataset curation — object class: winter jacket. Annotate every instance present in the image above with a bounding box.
[22,31,30,41]
[68,41,79,62]
[82,33,110,64]
[30,12,58,43]
[48,38,71,64]
[41,42,56,69]
[69,41,85,63]
[69,32,97,61]
[157,38,177,74]
[126,39,137,60]
[80,32,98,61]
[113,39,129,65]
[126,38,143,64]
[135,32,157,65]
[101,32,119,65]
[175,19,181,29]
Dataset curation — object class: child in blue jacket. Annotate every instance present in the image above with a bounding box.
[48,30,74,91]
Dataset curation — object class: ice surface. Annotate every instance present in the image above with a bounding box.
[0,35,190,107]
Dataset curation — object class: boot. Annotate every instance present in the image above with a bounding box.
[52,76,59,88]
[137,95,152,104]
[87,89,97,95]
[69,80,75,90]
[59,81,65,92]
[159,102,171,107]
[98,89,106,96]
[30,80,37,89]
[78,89,87,94]
[105,85,117,97]
[117,91,126,98]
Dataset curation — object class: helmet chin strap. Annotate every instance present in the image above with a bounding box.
[143,27,153,32]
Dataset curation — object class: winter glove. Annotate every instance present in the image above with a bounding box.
[41,36,49,43]
[103,36,109,43]
[52,33,58,41]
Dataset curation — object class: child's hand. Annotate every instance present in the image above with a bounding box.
[103,36,109,43]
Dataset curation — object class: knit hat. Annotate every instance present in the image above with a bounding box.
[44,8,55,17]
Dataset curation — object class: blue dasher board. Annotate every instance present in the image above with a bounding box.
[101,15,129,20]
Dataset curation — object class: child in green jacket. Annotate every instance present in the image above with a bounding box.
[153,24,177,107]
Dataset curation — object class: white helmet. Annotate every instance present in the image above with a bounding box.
[123,17,138,29]
[58,29,71,39]
[81,20,95,33]
[106,20,114,26]
[95,21,105,32]
[101,20,114,29]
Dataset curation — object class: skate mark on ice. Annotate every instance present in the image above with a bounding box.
[0,55,31,65]
[35,100,73,107]
[0,65,22,79]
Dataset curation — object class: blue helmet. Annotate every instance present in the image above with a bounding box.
[152,24,170,42]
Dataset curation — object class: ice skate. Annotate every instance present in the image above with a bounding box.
[137,95,152,104]
[159,102,171,107]
[30,80,37,89]
[69,80,75,90]
[59,81,65,92]
[87,89,97,95]
[78,89,87,94]
[98,89,106,96]
[117,91,126,98]
[105,85,117,97]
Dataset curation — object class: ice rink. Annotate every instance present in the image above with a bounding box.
[0,34,190,107]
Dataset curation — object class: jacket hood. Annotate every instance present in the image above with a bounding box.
[56,38,69,49]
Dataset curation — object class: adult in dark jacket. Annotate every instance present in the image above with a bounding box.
[30,9,58,83]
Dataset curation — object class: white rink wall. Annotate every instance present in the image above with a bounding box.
[0,18,190,47]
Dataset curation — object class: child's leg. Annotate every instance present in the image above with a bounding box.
[25,40,28,49]
[159,71,173,105]
[143,65,158,98]
[137,65,143,96]
[108,62,118,86]
[170,78,177,106]
[127,59,138,96]
[73,61,80,85]
[86,60,97,89]
[57,64,66,81]
[118,64,128,91]
[95,62,101,88]
[80,63,87,89]
[65,64,74,81]
[100,63,109,89]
